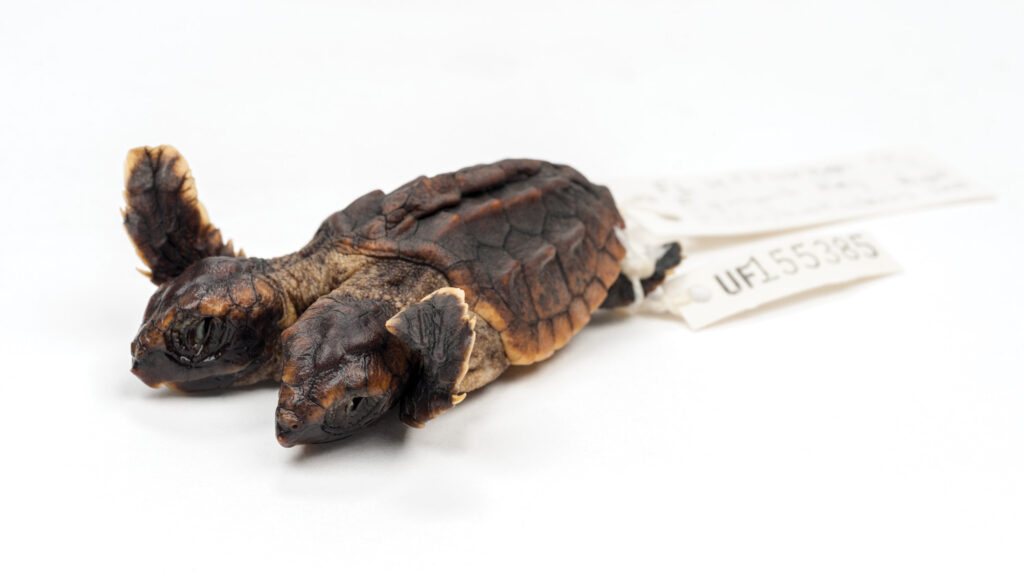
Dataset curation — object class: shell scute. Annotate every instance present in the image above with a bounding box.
[523,243,571,321]
[463,198,510,247]
[327,160,624,364]
[503,186,547,235]
[540,181,580,217]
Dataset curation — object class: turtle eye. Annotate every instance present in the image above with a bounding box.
[188,317,212,349]
[170,316,228,364]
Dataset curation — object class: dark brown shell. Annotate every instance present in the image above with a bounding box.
[323,159,626,365]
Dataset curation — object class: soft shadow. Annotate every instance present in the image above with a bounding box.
[286,362,552,461]
[571,306,691,332]
[138,379,281,401]
[597,307,689,326]
[459,362,546,404]
[584,308,634,328]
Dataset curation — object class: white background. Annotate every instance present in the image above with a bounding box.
[2,1,1021,573]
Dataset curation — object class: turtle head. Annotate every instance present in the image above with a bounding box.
[130,257,290,392]
[274,287,477,446]
[274,298,409,446]
[122,145,290,391]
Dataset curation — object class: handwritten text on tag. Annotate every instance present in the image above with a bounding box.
[612,152,990,237]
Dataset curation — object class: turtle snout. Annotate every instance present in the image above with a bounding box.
[275,407,314,447]
[130,338,145,374]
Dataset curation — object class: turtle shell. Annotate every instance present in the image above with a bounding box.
[323,159,626,365]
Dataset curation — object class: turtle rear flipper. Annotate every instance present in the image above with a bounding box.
[122,145,240,285]
[386,287,477,428]
[601,242,683,308]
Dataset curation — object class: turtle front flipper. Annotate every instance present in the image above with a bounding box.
[386,287,477,428]
[122,145,240,285]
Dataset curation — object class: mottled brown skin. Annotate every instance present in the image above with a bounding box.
[124,146,682,445]
[125,146,369,391]
[276,260,451,444]
[130,257,287,391]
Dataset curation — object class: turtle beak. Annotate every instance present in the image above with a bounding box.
[130,325,165,387]
[275,407,318,447]
[129,357,170,389]
[130,344,240,392]
[129,347,176,389]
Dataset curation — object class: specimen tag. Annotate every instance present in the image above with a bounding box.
[639,231,901,329]
[612,152,990,237]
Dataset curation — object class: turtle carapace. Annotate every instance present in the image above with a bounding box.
[124,146,682,446]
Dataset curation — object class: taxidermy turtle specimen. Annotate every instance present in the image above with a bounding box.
[124,146,682,446]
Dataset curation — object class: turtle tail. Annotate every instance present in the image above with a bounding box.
[600,242,682,309]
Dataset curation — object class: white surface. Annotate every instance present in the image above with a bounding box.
[1,1,1021,573]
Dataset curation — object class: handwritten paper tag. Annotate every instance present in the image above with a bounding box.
[638,231,901,329]
[612,152,990,237]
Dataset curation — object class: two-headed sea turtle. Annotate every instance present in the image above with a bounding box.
[125,146,681,446]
